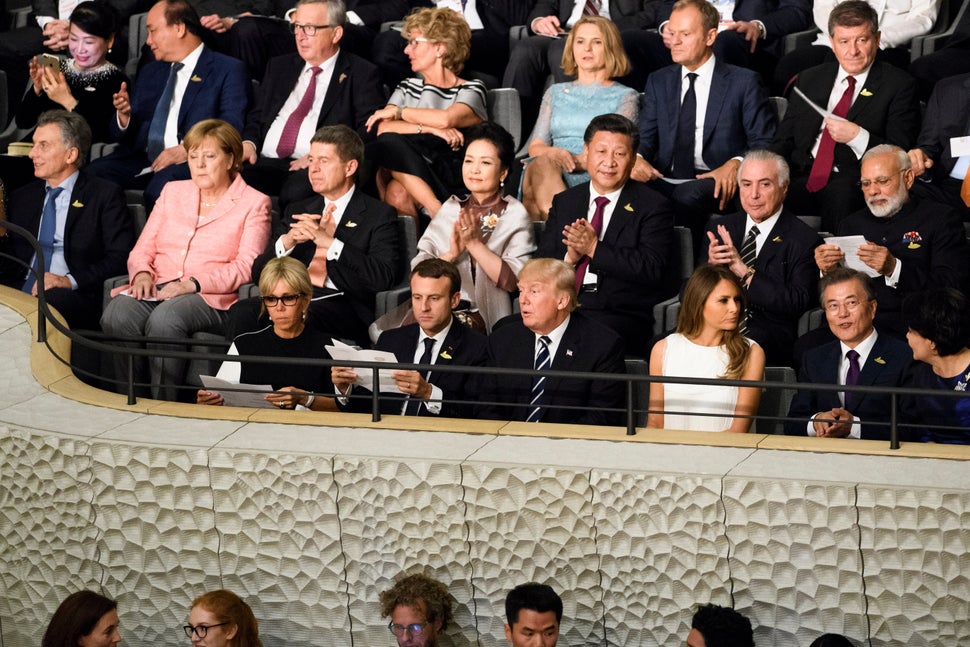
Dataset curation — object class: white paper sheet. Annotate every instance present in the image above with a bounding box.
[200,375,274,408]
[823,235,881,278]
[326,340,400,393]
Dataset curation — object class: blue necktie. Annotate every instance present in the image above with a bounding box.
[404,337,436,416]
[526,336,551,423]
[23,185,63,293]
[147,62,184,160]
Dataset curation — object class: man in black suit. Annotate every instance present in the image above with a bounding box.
[0,110,134,330]
[704,150,820,366]
[479,258,626,426]
[814,145,970,339]
[240,0,385,210]
[537,113,674,356]
[771,0,920,232]
[908,72,970,219]
[785,268,915,440]
[230,124,400,346]
[331,258,488,418]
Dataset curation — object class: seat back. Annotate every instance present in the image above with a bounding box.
[757,366,798,434]
[487,87,522,151]
[374,215,418,318]
[624,357,650,428]
[769,96,788,122]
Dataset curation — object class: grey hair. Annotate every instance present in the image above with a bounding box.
[36,110,92,168]
[738,149,790,186]
[294,0,346,26]
[861,144,911,171]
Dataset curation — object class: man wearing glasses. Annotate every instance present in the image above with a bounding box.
[380,573,454,647]
[240,0,385,211]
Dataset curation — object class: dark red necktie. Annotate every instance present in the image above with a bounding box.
[277,66,322,159]
[583,0,600,15]
[806,75,855,193]
[575,196,608,293]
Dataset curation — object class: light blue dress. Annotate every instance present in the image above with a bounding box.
[528,80,640,187]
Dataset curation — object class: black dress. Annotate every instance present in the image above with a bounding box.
[223,325,335,395]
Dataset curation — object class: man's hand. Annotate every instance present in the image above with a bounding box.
[723,20,763,53]
[706,226,747,278]
[562,218,598,264]
[857,241,896,276]
[391,369,432,401]
[242,141,258,165]
[631,156,663,183]
[200,13,236,33]
[113,82,131,128]
[151,144,187,172]
[30,272,71,296]
[908,147,933,178]
[290,209,336,250]
[42,20,69,50]
[531,15,564,36]
[814,243,845,273]
[823,117,861,144]
[289,154,310,171]
[197,389,225,405]
[812,407,853,437]
[697,159,740,211]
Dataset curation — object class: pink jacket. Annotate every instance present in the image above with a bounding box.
[125,175,271,311]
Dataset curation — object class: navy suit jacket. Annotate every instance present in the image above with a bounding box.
[338,317,488,418]
[772,60,920,178]
[639,58,776,173]
[242,50,386,146]
[785,332,915,440]
[528,0,656,30]
[478,312,627,426]
[916,72,970,180]
[112,46,250,159]
[703,210,820,364]
[647,0,811,49]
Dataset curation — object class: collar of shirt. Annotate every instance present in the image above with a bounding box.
[839,328,878,385]
[437,0,484,30]
[831,66,871,110]
[681,54,716,170]
[744,209,782,256]
[324,184,356,227]
[587,186,624,239]
[416,318,454,365]
[567,0,611,27]
[164,43,205,148]
[536,313,571,363]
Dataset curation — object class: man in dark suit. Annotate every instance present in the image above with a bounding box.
[908,2,970,101]
[232,124,401,346]
[86,0,250,207]
[704,151,820,367]
[331,258,488,418]
[0,110,134,330]
[908,72,970,218]
[537,113,674,356]
[240,0,385,210]
[785,268,914,440]
[814,145,970,339]
[478,258,626,426]
[771,0,920,233]
[632,0,777,234]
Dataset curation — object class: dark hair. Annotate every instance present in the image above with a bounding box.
[411,257,461,296]
[69,1,119,40]
[161,0,204,39]
[903,288,970,357]
[818,267,875,307]
[691,604,754,647]
[828,0,879,35]
[463,121,515,171]
[671,0,720,33]
[42,591,117,647]
[37,109,92,167]
[191,590,262,647]
[379,573,454,631]
[677,264,749,379]
[310,124,364,166]
[809,634,855,647]
[583,113,639,151]
[505,583,563,626]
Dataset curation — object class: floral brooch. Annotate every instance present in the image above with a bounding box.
[902,231,922,249]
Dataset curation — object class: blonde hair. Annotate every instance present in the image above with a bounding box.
[518,258,578,312]
[561,16,631,78]
[403,7,471,74]
[257,257,312,318]
[182,119,244,175]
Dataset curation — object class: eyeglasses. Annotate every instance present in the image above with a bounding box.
[824,297,867,313]
[261,293,304,307]
[859,170,904,189]
[405,37,430,48]
[183,623,229,639]
[290,22,332,36]
[388,622,428,637]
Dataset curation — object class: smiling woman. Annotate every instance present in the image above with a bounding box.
[185,591,261,647]
[43,591,120,647]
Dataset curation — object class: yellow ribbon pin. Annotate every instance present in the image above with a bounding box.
[71,200,84,208]
[623,203,633,212]
[190,75,202,82]
[860,88,873,97]
[874,357,886,364]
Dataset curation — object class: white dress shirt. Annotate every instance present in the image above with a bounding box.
[260,54,338,159]
[681,54,716,171]
[276,185,353,290]
[576,186,622,286]
[810,66,872,163]
[807,329,878,439]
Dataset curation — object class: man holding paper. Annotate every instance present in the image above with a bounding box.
[814,145,969,338]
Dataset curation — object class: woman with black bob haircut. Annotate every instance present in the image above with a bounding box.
[43,590,120,647]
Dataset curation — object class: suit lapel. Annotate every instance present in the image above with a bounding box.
[317,51,349,126]
[754,213,789,270]
[846,62,879,123]
[702,62,729,151]
[547,315,581,393]
[178,48,211,134]
[854,335,895,407]
[426,317,463,384]
[335,191,366,244]
[601,183,636,245]
[63,174,86,240]
[268,56,305,135]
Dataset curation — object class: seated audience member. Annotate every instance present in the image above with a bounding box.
[785,268,915,440]
[412,122,535,333]
[648,264,766,433]
[44,591,121,647]
[86,0,250,209]
[0,110,133,331]
[365,7,487,220]
[380,573,453,647]
[478,258,627,426]
[773,0,938,93]
[908,6,970,101]
[239,0,385,211]
[814,145,970,338]
[704,150,820,366]
[908,72,970,218]
[332,259,488,417]
[809,635,855,647]
[184,590,260,647]
[537,113,674,356]
[236,125,400,347]
[197,257,337,411]
[632,0,777,233]
[503,0,652,131]
[687,604,754,647]
[521,15,638,220]
[902,288,970,444]
[771,0,920,233]
[101,119,271,402]
[504,583,562,647]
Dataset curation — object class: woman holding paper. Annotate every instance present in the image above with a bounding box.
[196,257,336,410]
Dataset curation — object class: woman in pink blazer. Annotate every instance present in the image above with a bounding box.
[101,119,271,402]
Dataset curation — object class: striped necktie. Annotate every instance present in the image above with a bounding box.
[526,336,551,422]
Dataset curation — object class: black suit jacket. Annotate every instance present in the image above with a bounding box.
[538,180,674,347]
[338,317,488,418]
[916,72,970,181]
[772,61,920,178]
[252,189,401,326]
[704,210,820,364]
[785,332,915,440]
[646,0,811,47]
[478,312,627,426]
[242,50,386,147]
[528,0,657,31]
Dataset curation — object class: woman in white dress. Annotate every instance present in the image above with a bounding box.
[648,264,766,432]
